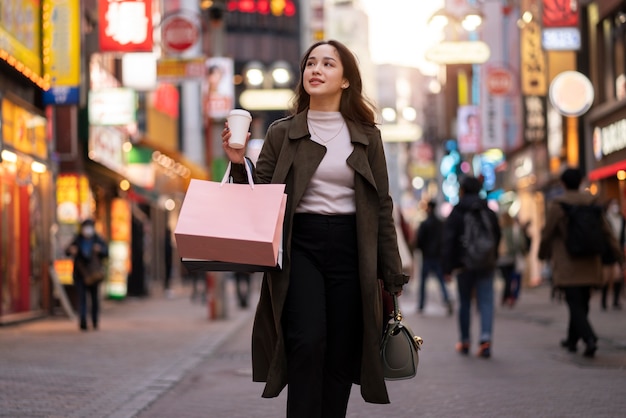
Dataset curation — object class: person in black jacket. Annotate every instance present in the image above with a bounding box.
[65,219,108,331]
[415,200,452,315]
[442,176,501,358]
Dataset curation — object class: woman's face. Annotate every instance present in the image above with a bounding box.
[303,44,348,105]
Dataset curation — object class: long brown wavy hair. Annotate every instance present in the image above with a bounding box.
[291,40,377,127]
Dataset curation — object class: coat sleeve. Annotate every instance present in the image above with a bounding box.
[538,201,562,260]
[369,129,409,293]
[442,208,461,275]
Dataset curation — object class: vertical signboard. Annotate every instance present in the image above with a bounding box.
[520,0,547,95]
[99,0,153,52]
[480,1,506,151]
[42,0,81,105]
[521,0,547,145]
[107,198,132,299]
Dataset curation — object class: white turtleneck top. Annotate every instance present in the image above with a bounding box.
[296,110,356,215]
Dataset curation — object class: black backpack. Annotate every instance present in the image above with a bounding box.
[461,207,497,271]
[560,202,605,257]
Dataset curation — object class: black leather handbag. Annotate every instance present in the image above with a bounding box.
[380,295,423,380]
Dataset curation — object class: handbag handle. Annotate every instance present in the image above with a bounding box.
[221,160,255,189]
[391,294,424,349]
[392,294,402,322]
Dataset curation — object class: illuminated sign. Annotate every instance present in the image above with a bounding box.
[227,0,296,16]
[99,0,153,52]
[520,20,547,96]
[542,0,578,28]
[542,27,581,51]
[88,88,137,126]
[0,0,46,88]
[42,0,80,88]
[425,41,491,65]
[549,71,594,117]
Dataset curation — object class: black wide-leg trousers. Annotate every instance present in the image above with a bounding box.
[283,213,362,418]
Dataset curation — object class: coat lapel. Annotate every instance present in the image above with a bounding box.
[346,120,377,190]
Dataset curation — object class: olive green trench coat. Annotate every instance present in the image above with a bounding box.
[230,110,409,404]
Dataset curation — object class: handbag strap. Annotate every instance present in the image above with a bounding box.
[393,294,402,322]
[392,294,424,349]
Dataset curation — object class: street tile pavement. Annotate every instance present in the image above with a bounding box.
[0,278,255,418]
[137,281,626,418]
[2,276,625,418]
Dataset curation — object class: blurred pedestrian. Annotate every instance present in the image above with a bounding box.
[221,39,409,417]
[538,168,622,358]
[233,272,252,308]
[65,219,108,331]
[164,225,174,298]
[601,199,624,310]
[497,212,529,307]
[442,176,501,358]
[415,200,452,315]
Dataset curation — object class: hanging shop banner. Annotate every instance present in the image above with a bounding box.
[42,0,80,98]
[99,0,153,52]
[0,0,42,77]
[520,0,547,96]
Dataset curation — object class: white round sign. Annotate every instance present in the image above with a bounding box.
[549,71,594,117]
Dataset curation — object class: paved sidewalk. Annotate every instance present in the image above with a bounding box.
[1,277,625,418]
[0,277,256,418]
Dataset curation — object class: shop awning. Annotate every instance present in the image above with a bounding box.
[587,160,626,181]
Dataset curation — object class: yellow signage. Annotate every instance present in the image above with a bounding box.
[1,98,48,159]
[42,0,81,86]
[0,0,42,76]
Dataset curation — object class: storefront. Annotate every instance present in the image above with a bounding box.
[0,94,54,324]
[581,0,626,205]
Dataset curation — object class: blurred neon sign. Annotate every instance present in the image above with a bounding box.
[227,0,296,17]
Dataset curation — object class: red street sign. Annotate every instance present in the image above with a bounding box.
[162,15,199,54]
[487,67,514,96]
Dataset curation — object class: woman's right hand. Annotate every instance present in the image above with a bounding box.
[221,122,250,164]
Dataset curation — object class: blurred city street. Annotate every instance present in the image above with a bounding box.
[1,274,625,418]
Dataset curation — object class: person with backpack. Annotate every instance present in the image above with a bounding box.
[601,199,624,311]
[497,212,529,308]
[414,200,452,315]
[442,176,501,358]
[538,167,623,358]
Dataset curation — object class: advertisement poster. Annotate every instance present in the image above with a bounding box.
[203,57,234,119]
[457,105,481,154]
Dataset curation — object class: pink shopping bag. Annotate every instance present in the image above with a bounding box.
[175,163,286,270]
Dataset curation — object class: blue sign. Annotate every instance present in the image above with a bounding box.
[542,27,581,51]
[43,86,80,105]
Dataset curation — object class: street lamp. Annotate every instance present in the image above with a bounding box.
[239,61,295,111]
[425,8,490,65]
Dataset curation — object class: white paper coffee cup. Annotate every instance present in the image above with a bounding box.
[227,109,252,149]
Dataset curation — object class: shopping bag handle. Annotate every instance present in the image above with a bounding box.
[221,160,255,189]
